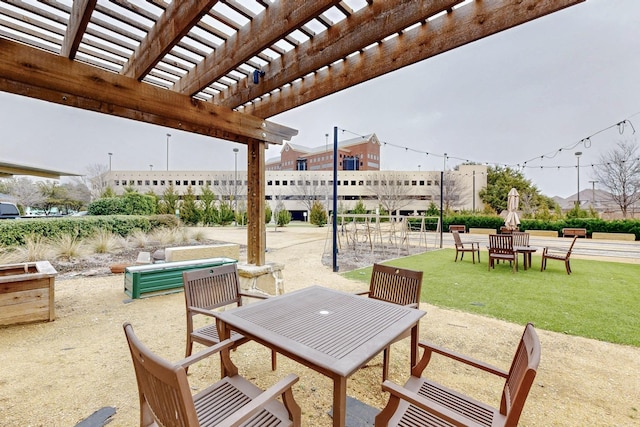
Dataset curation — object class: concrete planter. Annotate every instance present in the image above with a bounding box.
[0,261,57,326]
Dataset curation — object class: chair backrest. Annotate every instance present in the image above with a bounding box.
[512,232,529,247]
[368,263,423,307]
[566,236,578,256]
[123,322,200,426]
[452,230,464,247]
[501,323,541,426]
[183,263,242,312]
[489,234,514,255]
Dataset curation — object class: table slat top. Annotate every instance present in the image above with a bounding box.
[216,286,426,376]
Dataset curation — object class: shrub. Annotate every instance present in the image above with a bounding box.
[277,209,291,226]
[265,205,272,224]
[310,201,327,226]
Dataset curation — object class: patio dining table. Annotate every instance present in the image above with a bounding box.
[215,285,426,427]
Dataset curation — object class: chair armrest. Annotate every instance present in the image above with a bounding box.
[418,341,508,378]
[177,339,235,368]
[404,303,419,309]
[188,306,218,317]
[355,290,369,296]
[217,374,300,427]
[238,291,270,300]
[380,380,477,427]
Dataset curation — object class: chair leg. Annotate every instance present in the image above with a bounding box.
[271,349,277,371]
[566,259,571,275]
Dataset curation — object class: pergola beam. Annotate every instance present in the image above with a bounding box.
[122,0,219,80]
[216,0,463,109]
[242,0,585,118]
[175,0,341,96]
[0,38,297,145]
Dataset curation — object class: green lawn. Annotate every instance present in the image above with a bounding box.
[342,249,640,346]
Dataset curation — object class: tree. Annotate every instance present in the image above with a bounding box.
[591,140,640,218]
[179,185,201,225]
[293,174,325,212]
[479,166,543,214]
[442,171,468,212]
[199,184,218,226]
[82,163,111,201]
[159,184,180,215]
[310,201,327,226]
[2,178,45,211]
[365,173,412,215]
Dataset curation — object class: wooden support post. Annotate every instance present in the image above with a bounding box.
[247,140,266,266]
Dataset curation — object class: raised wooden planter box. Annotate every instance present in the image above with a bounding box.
[526,230,559,238]
[124,257,237,299]
[468,228,496,235]
[591,232,636,241]
[0,261,57,326]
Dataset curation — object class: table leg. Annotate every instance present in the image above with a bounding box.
[332,376,347,427]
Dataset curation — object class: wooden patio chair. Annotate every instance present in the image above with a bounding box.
[375,323,541,427]
[452,230,481,263]
[123,322,301,427]
[488,234,517,272]
[183,264,276,371]
[358,263,423,381]
[541,236,578,275]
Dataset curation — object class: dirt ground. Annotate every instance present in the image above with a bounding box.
[0,226,638,426]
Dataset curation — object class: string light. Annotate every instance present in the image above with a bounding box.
[338,111,639,172]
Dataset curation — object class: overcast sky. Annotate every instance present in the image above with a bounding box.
[2,0,639,198]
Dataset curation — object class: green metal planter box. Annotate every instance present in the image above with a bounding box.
[124,257,237,299]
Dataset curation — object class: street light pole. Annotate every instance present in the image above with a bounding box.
[575,151,582,207]
[589,180,598,205]
[166,133,171,171]
[108,152,112,171]
[233,148,239,224]
[149,164,153,171]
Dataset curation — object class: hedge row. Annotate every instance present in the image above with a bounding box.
[0,214,179,247]
[439,215,640,240]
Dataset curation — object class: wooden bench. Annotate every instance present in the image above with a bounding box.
[526,229,559,238]
[448,224,466,233]
[591,232,636,241]
[124,257,237,298]
[562,228,587,238]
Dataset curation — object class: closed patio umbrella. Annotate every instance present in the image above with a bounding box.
[504,188,520,231]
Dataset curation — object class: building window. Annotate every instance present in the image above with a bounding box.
[184,180,189,185]
[160,180,165,185]
[411,180,417,185]
[282,181,288,186]
[297,180,303,185]
[419,180,424,185]
[366,180,371,185]
[312,180,318,186]
[206,180,211,185]
[404,180,410,185]
[175,181,181,185]
[275,180,280,185]
[321,180,326,185]
[153,180,158,185]
[351,180,356,186]
[267,180,273,186]
[213,180,219,185]
[137,180,142,185]
[145,180,150,185]
[343,180,348,186]
[221,180,227,185]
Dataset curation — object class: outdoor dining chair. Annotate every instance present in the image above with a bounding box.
[375,323,541,427]
[358,263,423,381]
[452,230,481,263]
[541,235,578,275]
[488,234,517,272]
[123,322,301,427]
[183,263,276,372]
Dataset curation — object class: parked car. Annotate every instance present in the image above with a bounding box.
[0,202,20,219]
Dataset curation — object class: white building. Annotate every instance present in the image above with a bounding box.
[105,164,487,220]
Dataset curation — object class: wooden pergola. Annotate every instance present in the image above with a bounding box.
[0,0,583,265]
